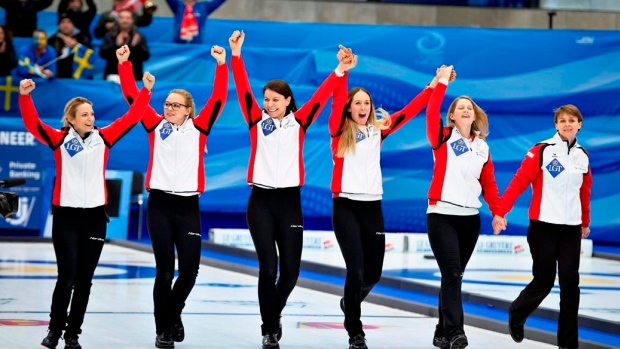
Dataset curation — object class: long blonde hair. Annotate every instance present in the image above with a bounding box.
[61,97,92,128]
[446,95,489,140]
[337,87,391,158]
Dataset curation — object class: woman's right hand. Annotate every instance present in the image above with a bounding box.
[142,72,155,91]
[438,65,454,81]
[337,45,357,72]
[19,79,35,95]
[229,30,245,57]
[116,45,130,63]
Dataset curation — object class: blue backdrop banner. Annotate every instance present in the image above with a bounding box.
[0,13,618,243]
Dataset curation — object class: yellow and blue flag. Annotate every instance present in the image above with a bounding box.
[0,76,20,112]
[72,44,96,80]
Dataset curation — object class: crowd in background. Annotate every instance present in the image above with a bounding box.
[0,0,226,80]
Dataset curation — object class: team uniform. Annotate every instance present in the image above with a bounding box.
[425,80,501,345]
[499,133,592,349]
[19,86,151,340]
[119,60,228,338]
[231,54,343,338]
[329,72,434,340]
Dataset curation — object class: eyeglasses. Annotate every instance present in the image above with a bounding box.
[163,102,188,111]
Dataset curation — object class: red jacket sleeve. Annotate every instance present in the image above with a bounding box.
[118,60,160,130]
[194,62,229,133]
[18,94,65,148]
[480,152,501,216]
[498,144,544,217]
[231,55,262,126]
[295,70,343,131]
[328,71,348,137]
[383,86,433,138]
[98,87,152,147]
[580,164,593,227]
[426,82,450,149]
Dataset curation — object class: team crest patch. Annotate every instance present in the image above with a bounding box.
[160,122,173,140]
[355,129,366,143]
[64,138,84,157]
[261,118,276,136]
[546,158,565,178]
[450,139,469,156]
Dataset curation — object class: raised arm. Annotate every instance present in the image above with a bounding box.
[383,87,433,139]
[295,54,352,131]
[329,46,356,137]
[194,45,229,134]
[229,30,262,127]
[99,72,155,147]
[18,79,65,148]
[426,66,454,149]
[116,45,160,130]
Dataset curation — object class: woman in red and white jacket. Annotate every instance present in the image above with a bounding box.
[425,65,503,349]
[229,30,350,349]
[117,44,228,347]
[496,104,592,349]
[329,47,441,349]
[19,75,153,349]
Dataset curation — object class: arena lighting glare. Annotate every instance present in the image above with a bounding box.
[0,178,26,219]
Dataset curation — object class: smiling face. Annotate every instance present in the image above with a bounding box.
[69,102,95,137]
[263,89,290,119]
[163,92,191,125]
[348,90,372,126]
[555,112,582,142]
[448,97,476,131]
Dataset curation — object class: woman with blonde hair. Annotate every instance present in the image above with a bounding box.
[116,44,228,348]
[425,65,504,349]
[329,47,444,349]
[19,73,154,349]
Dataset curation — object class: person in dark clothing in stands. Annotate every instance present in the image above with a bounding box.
[93,0,156,39]
[0,0,53,38]
[99,9,150,81]
[48,13,92,79]
[0,24,17,76]
[56,0,97,42]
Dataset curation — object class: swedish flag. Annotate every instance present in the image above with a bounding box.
[0,76,20,112]
[72,44,96,79]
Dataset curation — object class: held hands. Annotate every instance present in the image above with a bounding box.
[492,215,507,235]
[19,79,36,95]
[142,72,155,91]
[429,65,456,88]
[116,45,130,63]
[211,45,226,64]
[336,45,357,72]
[229,30,245,57]
[438,65,454,82]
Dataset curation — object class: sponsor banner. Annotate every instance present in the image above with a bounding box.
[0,125,43,230]
[404,233,593,257]
[209,229,404,252]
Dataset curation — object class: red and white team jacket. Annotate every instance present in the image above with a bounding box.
[231,55,342,188]
[498,133,592,227]
[329,72,434,200]
[425,82,501,215]
[19,87,151,207]
[119,60,228,194]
